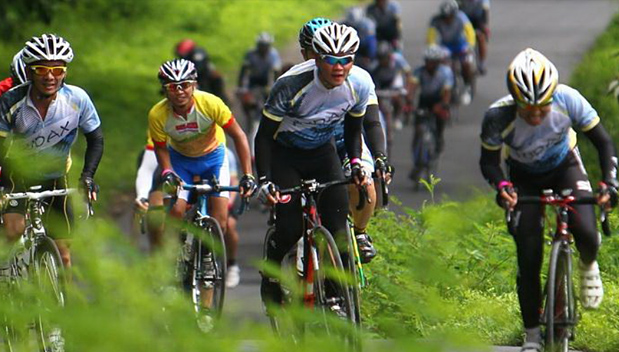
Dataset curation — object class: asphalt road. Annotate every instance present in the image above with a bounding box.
[124,1,619,350]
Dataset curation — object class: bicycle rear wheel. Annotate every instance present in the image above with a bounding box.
[191,217,227,325]
[32,237,66,352]
[543,241,575,352]
[311,225,358,349]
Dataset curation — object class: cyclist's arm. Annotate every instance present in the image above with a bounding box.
[237,54,250,89]
[462,16,477,47]
[223,118,252,175]
[479,146,505,188]
[254,114,280,181]
[153,143,172,172]
[344,112,363,161]
[583,123,618,184]
[81,126,104,179]
[363,104,386,157]
[426,26,440,45]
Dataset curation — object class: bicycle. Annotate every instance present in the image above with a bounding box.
[172,178,246,328]
[376,88,406,157]
[409,108,439,191]
[263,178,360,349]
[0,186,93,352]
[506,188,611,352]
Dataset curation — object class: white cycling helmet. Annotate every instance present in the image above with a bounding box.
[312,23,360,56]
[507,48,559,106]
[158,58,197,83]
[10,49,28,84]
[440,0,459,17]
[256,32,274,45]
[423,44,445,61]
[22,34,73,64]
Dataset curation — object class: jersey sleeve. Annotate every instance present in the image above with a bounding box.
[263,79,291,122]
[480,108,506,151]
[350,69,374,117]
[557,85,599,132]
[148,103,167,145]
[75,88,102,133]
[271,49,283,72]
[460,12,477,47]
[394,52,411,72]
[210,95,233,127]
[441,65,455,89]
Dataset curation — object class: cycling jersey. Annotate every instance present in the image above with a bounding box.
[412,64,455,108]
[459,0,490,26]
[239,47,282,89]
[0,84,101,179]
[480,84,599,173]
[0,77,13,96]
[427,11,476,55]
[148,90,232,158]
[366,0,402,43]
[344,18,378,62]
[370,52,411,90]
[263,60,377,150]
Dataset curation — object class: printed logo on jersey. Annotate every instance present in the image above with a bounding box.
[25,117,78,151]
[175,122,199,133]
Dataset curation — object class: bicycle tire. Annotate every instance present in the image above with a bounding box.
[191,216,227,321]
[311,225,358,350]
[543,241,574,352]
[345,219,363,326]
[31,237,66,352]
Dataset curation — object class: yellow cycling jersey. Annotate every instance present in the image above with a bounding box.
[145,130,154,150]
[148,90,232,157]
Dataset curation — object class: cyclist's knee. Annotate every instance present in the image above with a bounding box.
[55,240,71,267]
[3,214,25,241]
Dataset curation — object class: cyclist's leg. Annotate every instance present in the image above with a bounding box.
[2,175,25,245]
[204,146,230,235]
[46,177,73,268]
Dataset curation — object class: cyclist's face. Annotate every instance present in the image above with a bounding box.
[28,60,66,98]
[517,103,552,126]
[316,55,354,88]
[165,81,195,111]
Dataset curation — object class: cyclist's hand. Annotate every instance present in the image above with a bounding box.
[351,160,368,187]
[80,176,99,202]
[598,181,618,210]
[374,153,394,184]
[135,197,149,212]
[496,181,517,210]
[239,174,257,197]
[257,180,279,206]
[162,169,182,194]
[432,103,450,120]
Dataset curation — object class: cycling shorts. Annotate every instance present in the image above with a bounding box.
[169,145,230,201]
[4,176,73,239]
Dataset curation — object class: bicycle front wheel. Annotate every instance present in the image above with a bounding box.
[543,241,575,352]
[31,237,66,352]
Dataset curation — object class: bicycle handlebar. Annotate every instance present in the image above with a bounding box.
[181,182,249,215]
[277,178,354,196]
[2,188,77,200]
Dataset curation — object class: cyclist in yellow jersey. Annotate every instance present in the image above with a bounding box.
[148,59,255,234]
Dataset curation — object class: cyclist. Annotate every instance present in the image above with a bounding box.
[370,41,413,133]
[255,23,372,309]
[409,44,454,159]
[237,32,282,143]
[427,0,476,104]
[457,0,490,75]
[0,49,28,95]
[479,48,617,352]
[366,0,403,50]
[174,39,229,104]
[0,34,104,268]
[148,59,255,237]
[342,7,378,71]
[298,18,392,264]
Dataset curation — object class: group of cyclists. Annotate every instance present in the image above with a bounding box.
[1,1,618,351]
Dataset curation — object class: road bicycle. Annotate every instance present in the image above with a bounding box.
[0,187,93,352]
[410,108,439,191]
[172,178,246,329]
[507,189,611,352]
[263,178,360,349]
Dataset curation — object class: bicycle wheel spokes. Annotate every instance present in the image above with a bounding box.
[544,242,574,352]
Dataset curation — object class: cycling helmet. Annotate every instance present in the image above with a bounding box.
[10,50,28,85]
[158,59,197,84]
[423,44,445,61]
[298,17,332,49]
[506,48,559,106]
[256,32,274,45]
[312,23,360,56]
[22,34,73,64]
[376,41,393,58]
[175,39,196,57]
[440,0,459,17]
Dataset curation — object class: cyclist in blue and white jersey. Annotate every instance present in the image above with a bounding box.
[366,0,403,50]
[0,34,104,268]
[298,18,392,264]
[410,44,454,158]
[480,48,617,352]
[427,0,476,102]
[458,0,490,74]
[255,23,373,309]
[343,7,378,71]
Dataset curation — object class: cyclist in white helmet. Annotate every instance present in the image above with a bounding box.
[0,34,104,268]
[255,23,373,311]
[0,49,28,96]
[480,48,617,352]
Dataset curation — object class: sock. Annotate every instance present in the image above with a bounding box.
[525,326,542,343]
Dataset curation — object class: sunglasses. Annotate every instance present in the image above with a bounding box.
[163,80,196,92]
[516,100,553,111]
[30,65,67,76]
[320,55,355,66]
